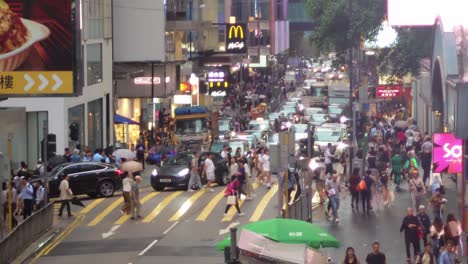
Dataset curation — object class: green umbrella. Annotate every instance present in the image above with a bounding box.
[215,218,340,251]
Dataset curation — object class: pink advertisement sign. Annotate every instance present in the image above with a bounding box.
[433,133,462,173]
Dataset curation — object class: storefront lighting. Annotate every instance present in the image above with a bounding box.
[230,16,236,24]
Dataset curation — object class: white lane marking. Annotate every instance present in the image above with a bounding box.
[162,221,179,235]
[218,222,240,236]
[138,239,159,256]
[101,224,121,239]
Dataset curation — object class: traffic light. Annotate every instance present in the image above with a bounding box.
[47,134,56,158]
[69,123,79,141]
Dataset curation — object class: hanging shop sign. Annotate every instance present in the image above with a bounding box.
[433,133,462,173]
[134,77,170,85]
[225,24,247,54]
[376,85,402,98]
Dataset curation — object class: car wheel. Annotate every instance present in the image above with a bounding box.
[153,185,165,191]
[217,171,230,186]
[98,181,115,197]
[87,192,98,198]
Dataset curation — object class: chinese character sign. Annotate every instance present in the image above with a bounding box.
[433,133,462,173]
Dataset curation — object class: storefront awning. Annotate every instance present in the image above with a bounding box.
[114,114,140,125]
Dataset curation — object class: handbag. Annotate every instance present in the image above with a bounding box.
[227,195,237,205]
[417,227,424,239]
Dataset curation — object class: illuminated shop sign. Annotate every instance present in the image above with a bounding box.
[207,71,225,82]
[225,24,246,54]
[376,85,402,98]
[134,77,170,85]
[433,133,462,173]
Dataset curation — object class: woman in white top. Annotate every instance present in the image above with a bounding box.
[121,172,134,215]
[429,172,443,194]
[429,217,444,261]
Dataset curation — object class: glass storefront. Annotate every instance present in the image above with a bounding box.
[88,98,103,151]
[115,98,144,149]
[68,104,85,150]
[26,112,48,167]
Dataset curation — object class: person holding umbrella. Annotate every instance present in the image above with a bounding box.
[58,174,73,217]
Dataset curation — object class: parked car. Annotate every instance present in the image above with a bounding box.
[150,152,229,191]
[44,162,123,198]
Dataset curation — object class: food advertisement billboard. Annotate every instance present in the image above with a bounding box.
[0,0,79,96]
[433,133,462,174]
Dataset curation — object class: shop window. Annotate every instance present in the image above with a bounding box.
[87,43,103,85]
[85,0,104,39]
[87,98,103,152]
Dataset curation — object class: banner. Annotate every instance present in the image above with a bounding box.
[433,133,462,173]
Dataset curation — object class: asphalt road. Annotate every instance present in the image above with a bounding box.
[35,178,280,264]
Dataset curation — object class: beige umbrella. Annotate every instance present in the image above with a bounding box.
[394,120,409,128]
[121,160,143,174]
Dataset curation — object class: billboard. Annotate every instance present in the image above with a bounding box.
[113,0,165,62]
[225,24,246,54]
[0,0,78,96]
[376,85,402,98]
[387,0,468,27]
[207,67,229,96]
[433,133,462,173]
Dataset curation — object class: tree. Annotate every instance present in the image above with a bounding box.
[304,0,386,55]
[378,27,433,78]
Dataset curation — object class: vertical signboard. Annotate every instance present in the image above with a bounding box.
[225,23,247,54]
[0,0,79,96]
[433,133,462,173]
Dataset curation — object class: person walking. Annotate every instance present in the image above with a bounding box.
[34,181,46,210]
[439,240,459,264]
[130,175,142,220]
[223,175,245,217]
[20,177,34,219]
[420,136,433,186]
[325,172,341,223]
[429,217,445,261]
[324,143,335,178]
[430,172,444,195]
[121,172,133,215]
[380,169,390,207]
[342,247,361,264]
[418,205,432,245]
[187,152,202,191]
[349,168,361,210]
[202,153,216,192]
[400,207,421,263]
[415,242,436,264]
[409,170,426,210]
[136,140,145,170]
[365,240,386,264]
[71,149,81,162]
[58,174,73,217]
[445,214,462,250]
[428,190,447,220]
[261,150,272,189]
[391,151,404,191]
[243,159,254,200]
[361,170,374,214]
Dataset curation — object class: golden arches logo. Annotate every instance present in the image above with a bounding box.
[228,25,244,39]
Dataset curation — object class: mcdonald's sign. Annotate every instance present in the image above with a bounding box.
[225,23,247,54]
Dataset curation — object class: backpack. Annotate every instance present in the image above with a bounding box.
[356,179,367,192]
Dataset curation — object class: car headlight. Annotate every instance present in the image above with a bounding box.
[152,169,158,176]
[177,168,190,176]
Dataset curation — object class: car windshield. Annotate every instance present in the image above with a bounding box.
[210,143,224,153]
[328,98,349,106]
[219,119,231,132]
[166,156,191,166]
[328,107,343,114]
[314,130,341,142]
[305,108,323,116]
[292,124,308,133]
[49,164,67,177]
[229,142,245,154]
[175,118,207,135]
[310,87,328,97]
[312,114,327,122]
[248,122,269,131]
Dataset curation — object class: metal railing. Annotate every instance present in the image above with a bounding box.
[288,190,313,222]
[0,202,54,264]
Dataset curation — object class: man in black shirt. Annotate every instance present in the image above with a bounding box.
[400,207,421,263]
[366,240,386,264]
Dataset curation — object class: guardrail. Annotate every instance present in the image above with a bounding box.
[288,190,313,222]
[0,202,54,264]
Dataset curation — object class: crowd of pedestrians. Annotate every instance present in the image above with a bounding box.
[333,104,461,263]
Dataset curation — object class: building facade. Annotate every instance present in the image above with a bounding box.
[0,0,113,168]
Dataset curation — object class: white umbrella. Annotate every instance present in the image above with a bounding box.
[121,160,143,173]
[394,120,409,128]
[112,149,136,160]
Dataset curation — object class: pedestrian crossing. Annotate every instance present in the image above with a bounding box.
[52,183,280,228]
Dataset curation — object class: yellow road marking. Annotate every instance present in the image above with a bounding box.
[114,192,159,225]
[88,198,123,226]
[249,184,278,222]
[80,198,104,214]
[169,190,206,221]
[195,189,226,222]
[222,182,259,222]
[142,191,183,223]
[30,214,85,264]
